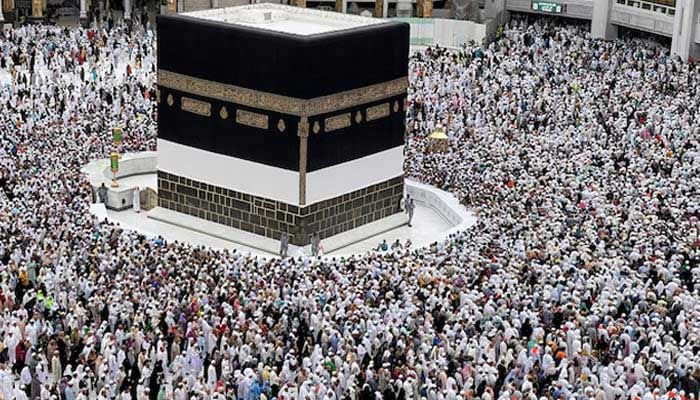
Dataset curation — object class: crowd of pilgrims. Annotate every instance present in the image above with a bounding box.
[0,12,699,400]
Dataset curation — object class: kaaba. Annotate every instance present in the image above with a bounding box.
[155,4,409,246]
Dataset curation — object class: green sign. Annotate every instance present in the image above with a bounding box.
[532,1,563,12]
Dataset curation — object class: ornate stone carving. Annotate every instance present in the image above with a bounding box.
[375,0,383,16]
[312,121,320,134]
[181,97,212,117]
[236,109,269,129]
[366,103,390,121]
[220,106,229,120]
[393,101,399,112]
[166,94,174,106]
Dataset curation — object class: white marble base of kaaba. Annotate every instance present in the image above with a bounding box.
[84,160,477,256]
[147,206,409,255]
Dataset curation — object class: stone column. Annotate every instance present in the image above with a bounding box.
[124,0,131,20]
[382,0,388,17]
[80,0,88,24]
[591,0,617,39]
[671,0,700,61]
[3,0,13,21]
[335,0,348,12]
[31,0,42,18]
[0,0,7,22]
[396,0,412,17]
[374,0,382,16]
[212,0,218,7]
[416,0,422,15]
[296,0,305,7]
[421,0,431,16]
[486,0,505,23]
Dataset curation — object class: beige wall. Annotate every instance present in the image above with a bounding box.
[217,0,249,6]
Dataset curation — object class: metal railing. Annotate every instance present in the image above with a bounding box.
[616,0,675,16]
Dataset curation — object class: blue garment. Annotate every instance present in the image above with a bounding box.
[249,380,262,400]
[64,386,75,400]
[330,334,339,353]
[261,382,271,397]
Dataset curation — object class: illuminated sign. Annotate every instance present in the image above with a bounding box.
[532,1,563,12]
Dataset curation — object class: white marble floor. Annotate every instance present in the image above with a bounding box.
[104,207,266,254]
[100,173,474,257]
[329,205,451,256]
[105,173,264,253]
[105,203,451,256]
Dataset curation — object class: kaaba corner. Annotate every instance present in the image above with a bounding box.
[155,4,410,246]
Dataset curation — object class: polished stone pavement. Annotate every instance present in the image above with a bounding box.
[98,173,473,257]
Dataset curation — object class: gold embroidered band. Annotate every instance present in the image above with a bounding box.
[158,70,408,117]
[277,119,286,132]
[181,97,212,117]
[366,103,390,122]
[236,109,269,130]
[298,117,309,206]
[324,113,351,132]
